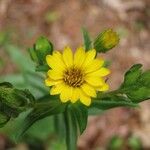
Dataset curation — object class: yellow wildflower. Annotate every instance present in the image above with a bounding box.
[45,47,110,106]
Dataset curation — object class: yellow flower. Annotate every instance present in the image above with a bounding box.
[45,47,110,106]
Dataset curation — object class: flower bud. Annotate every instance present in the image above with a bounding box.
[94,29,119,53]
[0,82,35,109]
[29,37,53,65]
[0,113,10,127]
[35,36,53,64]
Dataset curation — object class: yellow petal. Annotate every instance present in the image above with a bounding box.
[84,59,104,74]
[46,51,66,70]
[50,83,64,95]
[81,83,96,97]
[82,49,96,68]
[47,70,63,80]
[85,76,105,87]
[97,83,109,91]
[79,90,91,106]
[45,78,62,86]
[60,85,72,103]
[87,67,110,77]
[71,88,80,103]
[63,46,73,67]
[74,47,86,67]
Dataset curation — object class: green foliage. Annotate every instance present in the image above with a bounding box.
[69,102,88,134]
[14,98,67,141]
[89,64,150,115]
[0,45,48,98]
[120,64,150,102]
[121,64,142,88]
[0,82,35,127]
[82,28,92,51]
[91,95,138,110]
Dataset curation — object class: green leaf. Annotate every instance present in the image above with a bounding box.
[119,64,150,102]
[70,102,88,134]
[88,107,104,115]
[126,87,150,102]
[82,28,92,51]
[28,47,38,63]
[91,64,149,112]
[121,64,142,88]
[35,65,49,72]
[139,70,150,87]
[0,74,25,88]
[5,45,35,72]
[91,95,138,110]
[14,99,66,141]
[53,114,65,138]
[64,105,77,150]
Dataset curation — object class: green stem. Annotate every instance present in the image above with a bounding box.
[64,106,77,150]
[53,114,65,138]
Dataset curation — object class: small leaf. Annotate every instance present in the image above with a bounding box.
[121,64,142,88]
[14,99,66,140]
[70,102,88,134]
[139,70,150,87]
[127,87,150,102]
[28,47,38,63]
[5,45,35,72]
[91,96,138,110]
[82,28,92,51]
[35,65,49,72]
[119,64,150,103]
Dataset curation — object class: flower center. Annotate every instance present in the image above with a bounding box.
[63,67,84,87]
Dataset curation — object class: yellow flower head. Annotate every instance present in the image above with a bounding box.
[45,47,110,106]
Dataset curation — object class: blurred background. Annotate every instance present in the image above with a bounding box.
[0,0,150,150]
